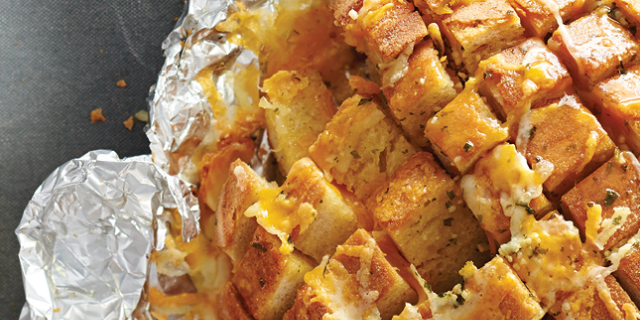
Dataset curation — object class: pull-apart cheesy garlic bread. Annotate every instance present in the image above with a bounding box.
[146,0,640,318]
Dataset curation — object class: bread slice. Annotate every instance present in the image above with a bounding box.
[477,38,572,138]
[561,151,640,251]
[199,137,256,215]
[547,9,640,91]
[585,64,640,157]
[245,157,360,262]
[426,88,509,175]
[233,226,314,320]
[283,229,418,320]
[506,0,585,38]
[367,152,491,293]
[516,95,616,205]
[261,70,337,176]
[215,160,275,263]
[382,40,458,147]
[309,94,419,200]
[438,0,526,73]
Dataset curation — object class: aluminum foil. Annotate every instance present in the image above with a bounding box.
[146,0,266,183]
[16,150,200,320]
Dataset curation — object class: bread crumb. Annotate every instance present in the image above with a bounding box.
[134,110,149,122]
[116,79,127,88]
[91,109,106,123]
[123,116,134,130]
[174,17,179,21]
[53,308,60,313]
[100,49,103,53]
[14,41,17,45]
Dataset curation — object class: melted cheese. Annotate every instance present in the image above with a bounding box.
[244,187,317,254]
[303,239,383,319]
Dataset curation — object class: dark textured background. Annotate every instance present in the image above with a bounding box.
[0,0,185,317]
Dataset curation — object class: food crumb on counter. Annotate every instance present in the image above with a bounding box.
[116,79,127,88]
[123,116,134,130]
[90,109,106,123]
[134,110,149,122]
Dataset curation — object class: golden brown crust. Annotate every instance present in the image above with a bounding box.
[616,246,640,306]
[547,9,640,91]
[309,94,419,200]
[562,151,640,250]
[383,40,458,147]
[284,229,417,320]
[426,89,509,174]
[439,0,525,73]
[233,227,313,320]
[261,70,337,176]
[367,152,491,292]
[477,38,573,138]
[518,95,616,205]
[215,160,270,263]
[506,0,585,38]
[363,4,428,61]
[218,282,255,320]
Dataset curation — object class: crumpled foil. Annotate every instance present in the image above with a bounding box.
[16,150,200,320]
[146,0,266,183]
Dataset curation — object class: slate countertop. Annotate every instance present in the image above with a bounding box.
[0,0,184,317]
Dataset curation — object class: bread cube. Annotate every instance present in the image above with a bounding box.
[507,0,585,37]
[330,0,427,63]
[218,282,254,320]
[439,0,526,73]
[561,151,640,251]
[547,275,639,319]
[461,143,550,246]
[587,64,640,156]
[517,95,616,205]
[215,160,274,263]
[367,152,491,293]
[260,70,337,176]
[382,40,458,147]
[616,245,640,306]
[426,89,509,174]
[245,158,359,262]
[233,227,314,320]
[477,38,572,138]
[450,256,543,318]
[283,229,418,320]
[199,138,256,214]
[547,10,640,90]
[309,94,419,200]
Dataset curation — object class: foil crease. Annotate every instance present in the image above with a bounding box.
[146,0,264,183]
[16,150,200,320]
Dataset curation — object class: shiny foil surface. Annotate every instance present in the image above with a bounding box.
[146,0,263,183]
[16,150,200,320]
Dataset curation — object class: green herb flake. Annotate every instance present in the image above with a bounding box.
[613,215,622,226]
[259,278,266,288]
[350,150,361,159]
[603,189,620,207]
[287,235,293,244]
[463,141,474,152]
[251,242,268,252]
[443,218,454,226]
[358,98,372,106]
[447,190,455,200]
[528,126,537,141]
[445,201,453,209]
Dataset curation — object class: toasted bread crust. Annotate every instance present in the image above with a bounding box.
[216,160,272,263]
[562,151,640,250]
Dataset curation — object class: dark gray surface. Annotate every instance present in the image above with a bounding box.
[0,0,185,317]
